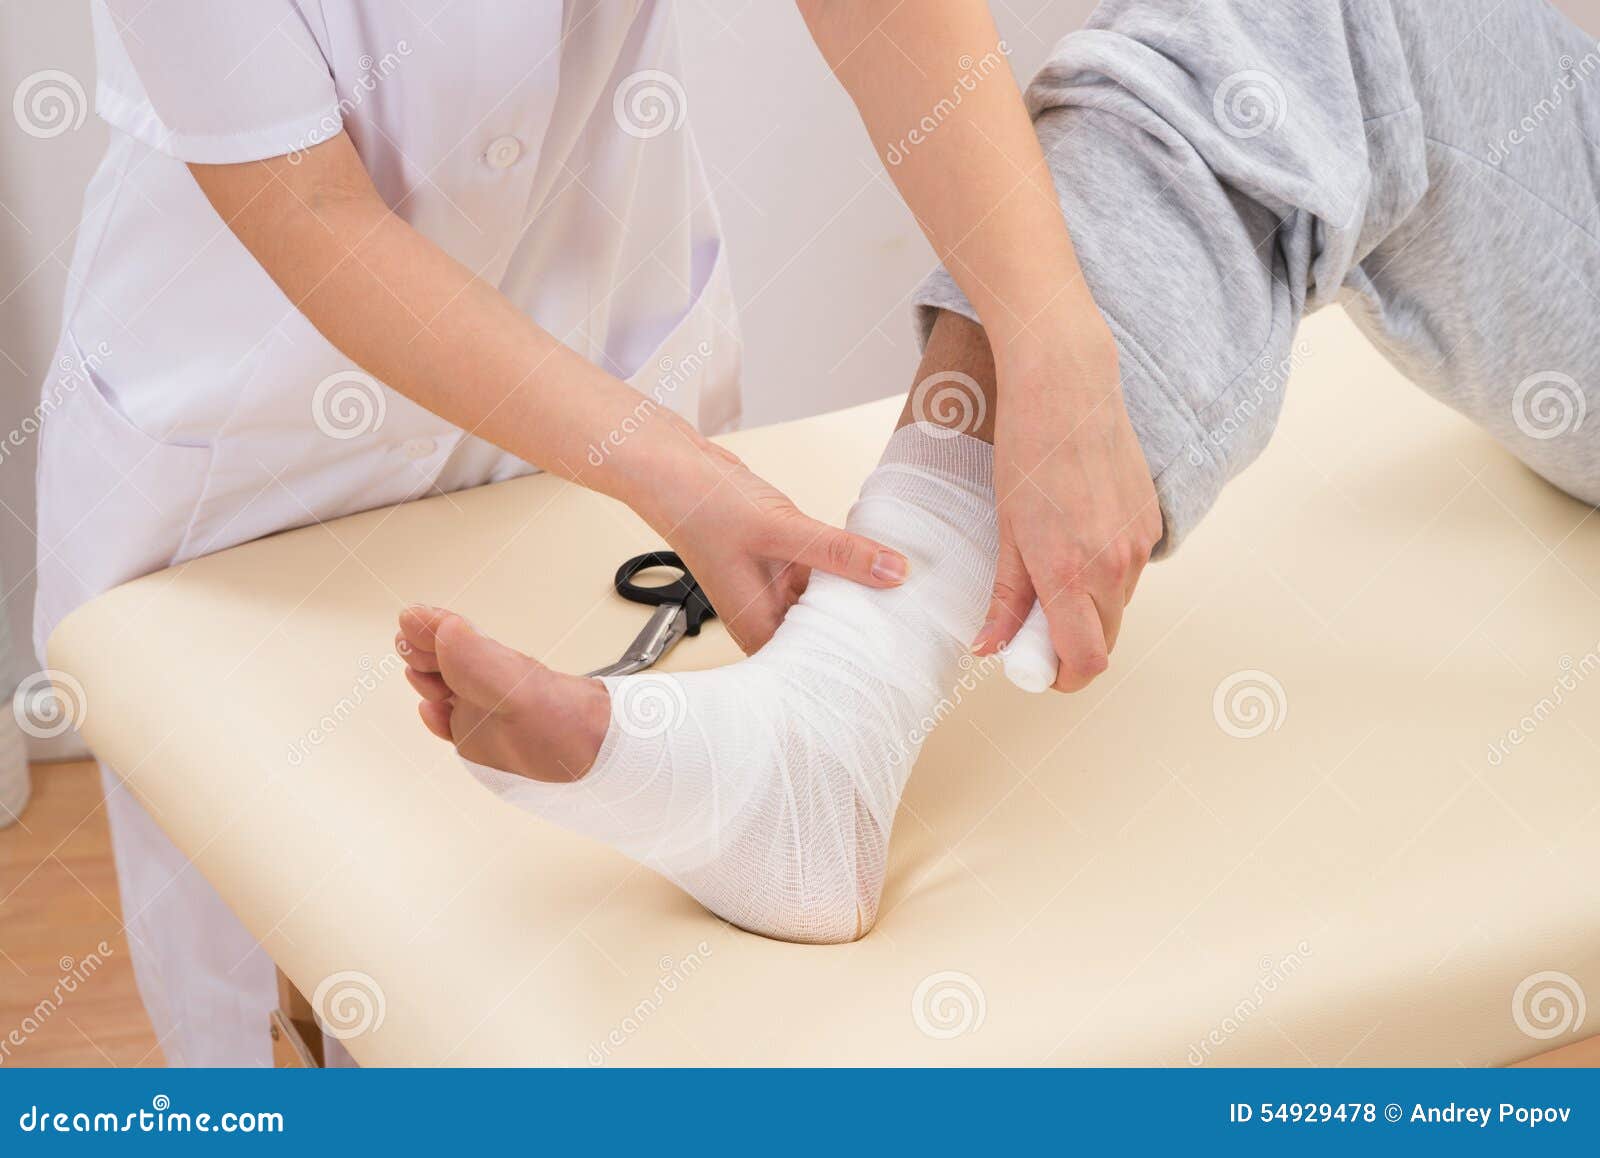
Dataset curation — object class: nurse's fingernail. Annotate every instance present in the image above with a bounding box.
[871,551,908,583]
[970,618,998,654]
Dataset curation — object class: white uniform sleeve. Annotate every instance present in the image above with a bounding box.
[91,0,343,163]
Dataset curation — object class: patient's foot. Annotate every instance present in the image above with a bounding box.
[398,425,1000,943]
[397,607,609,781]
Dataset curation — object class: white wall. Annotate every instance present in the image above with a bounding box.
[675,0,1081,423]
[2,0,1597,696]
[0,0,104,692]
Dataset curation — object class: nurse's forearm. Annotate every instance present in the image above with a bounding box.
[798,0,1101,351]
[802,2,1165,692]
[186,134,706,522]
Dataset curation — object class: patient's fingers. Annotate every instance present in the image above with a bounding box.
[1094,588,1125,654]
[1047,592,1110,693]
[973,535,1034,655]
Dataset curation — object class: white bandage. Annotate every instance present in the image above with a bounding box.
[1001,602,1059,693]
[466,424,1001,944]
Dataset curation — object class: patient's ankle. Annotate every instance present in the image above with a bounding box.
[898,309,1000,442]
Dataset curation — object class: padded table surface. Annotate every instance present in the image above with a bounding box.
[53,313,1600,1065]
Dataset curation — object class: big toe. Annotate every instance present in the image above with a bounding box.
[421,609,609,782]
[431,611,541,706]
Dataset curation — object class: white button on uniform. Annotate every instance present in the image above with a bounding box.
[484,135,523,169]
[402,437,436,461]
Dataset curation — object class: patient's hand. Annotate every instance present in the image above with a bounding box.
[629,437,909,652]
[974,319,1163,691]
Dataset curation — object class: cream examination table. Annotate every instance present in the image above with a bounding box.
[50,314,1600,1066]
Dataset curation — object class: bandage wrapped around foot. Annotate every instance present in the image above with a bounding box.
[465,424,1001,943]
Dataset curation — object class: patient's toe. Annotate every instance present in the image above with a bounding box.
[398,604,445,649]
[431,612,541,704]
[413,608,608,783]
[417,699,453,742]
[395,628,440,673]
[404,666,452,701]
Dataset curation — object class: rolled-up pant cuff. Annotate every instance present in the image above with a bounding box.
[912,278,1225,560]
[909,0,1448,557]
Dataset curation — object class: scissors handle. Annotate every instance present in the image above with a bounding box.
[613,551,715,636]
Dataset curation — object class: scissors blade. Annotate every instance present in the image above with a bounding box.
[583,604,689,678]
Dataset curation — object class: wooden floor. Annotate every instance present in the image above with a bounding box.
[0,761,159,1066]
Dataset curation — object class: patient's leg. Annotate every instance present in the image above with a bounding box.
[412,0,1598,945]
[400,313,1006,944]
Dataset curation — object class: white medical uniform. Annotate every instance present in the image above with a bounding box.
[34,0,741,1065]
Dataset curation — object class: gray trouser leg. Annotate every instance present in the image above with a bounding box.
[914,0,1600,552]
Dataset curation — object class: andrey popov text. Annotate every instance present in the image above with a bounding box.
[1229,1102,1573,1128]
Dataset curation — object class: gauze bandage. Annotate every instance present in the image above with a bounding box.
[466,424,999,943]
[1001,603,1059,693]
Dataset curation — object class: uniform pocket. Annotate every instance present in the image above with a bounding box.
[623,242,742,436]
[34,331,215,653]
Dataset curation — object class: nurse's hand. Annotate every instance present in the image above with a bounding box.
[637,438,909,653]
[971,322,1163,692]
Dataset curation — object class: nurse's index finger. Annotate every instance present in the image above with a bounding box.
[778,516,909,590]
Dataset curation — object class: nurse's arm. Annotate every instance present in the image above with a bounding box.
[185,134,908,651]
[799,1,1163,692]
[188,133,704,510]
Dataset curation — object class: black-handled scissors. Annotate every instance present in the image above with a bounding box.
[584,551,716,678]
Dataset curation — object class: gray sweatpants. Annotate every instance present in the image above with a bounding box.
[916,0,1600,551]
